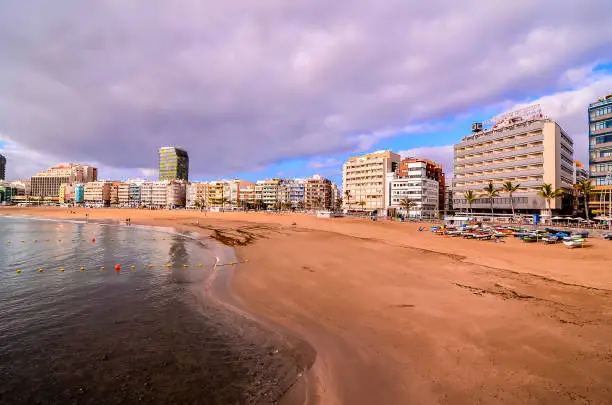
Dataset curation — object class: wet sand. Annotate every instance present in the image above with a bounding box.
[3,207,612,404]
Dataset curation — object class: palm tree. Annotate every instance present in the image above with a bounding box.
[399,197,416,216]
[221,197,230,211]
[314,197,323,211]
[255,199,264,211]
[358,200,366,211]
[481,182,500,214]
[537,183,564,217]
[194,200,201,210]
[296,200,305,211]
[576,179,594,220]
[335,197,343,212]
[344,190,352,210]
[501,181,520,218]
[464,190,476,214]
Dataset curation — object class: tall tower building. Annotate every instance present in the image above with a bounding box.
[0,154,5,180]
[588,94,612,215]
[159,147,189,181]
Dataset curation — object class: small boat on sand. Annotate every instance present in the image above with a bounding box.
[563,238,587,248]
[603,233,612,240]
[541,235,559,244]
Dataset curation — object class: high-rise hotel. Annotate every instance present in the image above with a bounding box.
[453,105,574,215]
[158,147,189,181]
[588,94,612,215]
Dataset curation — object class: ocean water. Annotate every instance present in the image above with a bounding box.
[0,217,300,405]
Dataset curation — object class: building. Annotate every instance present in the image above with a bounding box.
[140,183,153,207]
[588,94,612,215]
[223,179,253,208]
[443,185,454,216]
[453,105,574,215]
[74,184,84,204]
[166,181,186,208]
[255,179,283,208]
[58,183,75,204]
[342,150,401,214]
[151,181,169,208]
[159,147,189,181]
[0,181,17,203]
[387,161,439,218]
[207,181,226,208]
[30,163,97,199]
[84,181,112,206]
[186,182,209,209]
[396,157,445,213]
[280,179,305,208]
[304,175,332,210]
[0,154,6,180]
[238,184,256,208]
[118,180,144,207]
[573,161,589,184]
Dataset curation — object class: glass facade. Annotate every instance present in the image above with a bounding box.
[0,154,5,180]
[589,97,612,185]
[158,147,189,181]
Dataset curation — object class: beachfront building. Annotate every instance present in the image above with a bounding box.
[342,150,400,214]
[58,183,75,205]
[573,161,589,184]
[140,183,153,207]
[588,94,612,215]
[166,180,187,208]
[0,154,5,180]
[83,181,112,206]
[444,185,454,216]
[255,179,283,208]
[118,180,144,207]
[186,182,209,209]
[279,179,305,208]
[304,175,332,210]
[453,105,575,215]
[207,181,226,208]
[0,181,18,203]
[30,163,97,200]
[387,162,439,218]
[238,184,256,208]
[223,179,253,208]
[158,146,189,181]
[396,157,445,213]
[151,181,169,208]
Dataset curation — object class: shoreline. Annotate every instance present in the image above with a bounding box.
[1,210,319,405]
[3,207,612,404]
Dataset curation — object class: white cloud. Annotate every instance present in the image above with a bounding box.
[0,0,611,179]
[308,158,341,170]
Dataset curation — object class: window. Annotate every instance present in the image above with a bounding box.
[591,119,612,131]
[591,105,612,118]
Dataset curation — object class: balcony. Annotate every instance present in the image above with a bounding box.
[452,180,544,192]
[456,134,544,157]
[455,168,543,183]
[591,156,612,163]
[455,145,544,165]
[590,112,612,122]
[590,141,612,150]
[456,120,545,148]
[455,157,543,175]
[592,127,612,136]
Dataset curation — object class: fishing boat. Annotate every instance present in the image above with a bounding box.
[569,231,589,239]
[541,235,559,244]
[563,237,586,248]
[521,234,539,243]
[603,233,612,240]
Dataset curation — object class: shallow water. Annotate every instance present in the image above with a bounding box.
[0,217,300,404]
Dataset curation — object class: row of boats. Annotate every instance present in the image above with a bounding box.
[430,225,612,248]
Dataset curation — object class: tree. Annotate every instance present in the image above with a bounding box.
[254,199,265,211]
[344,190,352,210]
[314,197,323,210]
[399,197,416,216]
[335,198,343,211]
[296,200,305,211]
[481,182,500,214]
[501,181,520,218]
[221,197,230,211]
[194,200,201,210]
[576,179,594,220]
[358,200,366,211]
[464,190,476,214]
[537,183,564,217]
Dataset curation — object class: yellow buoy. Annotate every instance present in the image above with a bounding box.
[100,266,105,270]
[38,268,43,273]
[130,265,135,269]
[183,264,188,268]
[245,259,249,263]
[148,264,152,268]
[60,268,65,272]
[229,262,234,265]
[166,263,171,268]
[34,240,38,243]
[7,241,10,244]
[16,269,21,274]
[80,266,85,271]
[198,263,202,267]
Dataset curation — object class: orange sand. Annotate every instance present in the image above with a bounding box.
[2,207,612,404]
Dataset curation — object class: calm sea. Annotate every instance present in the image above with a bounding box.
[0,216,300,405]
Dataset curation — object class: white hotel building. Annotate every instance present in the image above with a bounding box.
[387,161,439,218]
[453,106,574,215]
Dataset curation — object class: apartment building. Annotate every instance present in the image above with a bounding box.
[118,180,144,207]
[238,184,256,207]
[167,181,186,208]
[255,179,283,207]
[159,147,189,181]
[573,161,588,184]
[396,157,445,213]
[588,94,612,215]
[388,160,440,217]
[186,182,209,209]
[59,184,75,204]
[151,181,169,208]
[453,106,574,214]
[30,163,97,198]
[342,150,400,214]
[84,181,112,205]
[207,182,226,207]
[304,175,332,210]
[223,180,253,208]
[140,183,153,207]
[279,179,305,207]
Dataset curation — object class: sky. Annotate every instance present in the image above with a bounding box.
[1,0,612,186]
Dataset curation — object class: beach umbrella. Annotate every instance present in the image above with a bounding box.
[551,216,565,220]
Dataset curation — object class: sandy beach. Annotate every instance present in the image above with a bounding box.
[2,207,612,404]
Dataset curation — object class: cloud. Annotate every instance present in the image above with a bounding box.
[308,157,341,170]
[509,73,612,166]
[0,0,611,180]
[398,145,455,177]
